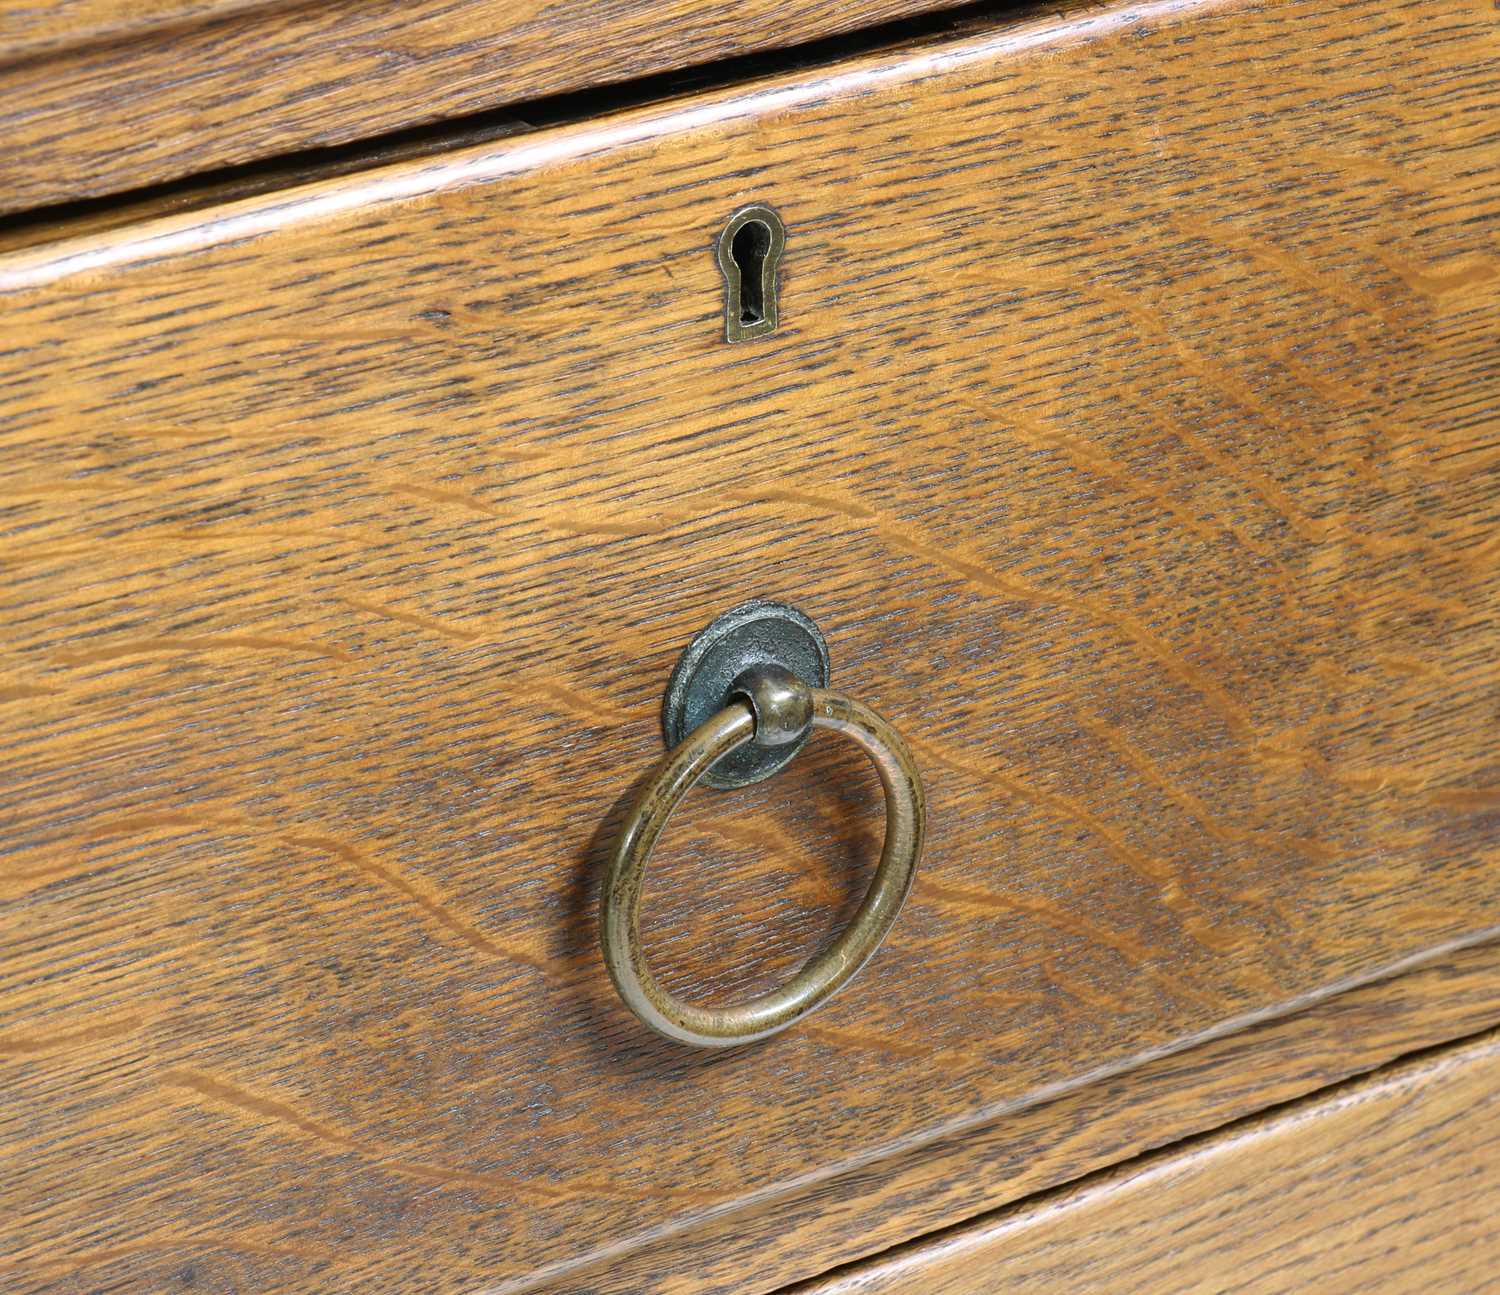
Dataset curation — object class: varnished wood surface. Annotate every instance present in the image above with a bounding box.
[0,0,966,215]
[795,1025,1500,1294]
[600,940,1500,1294]
[2,0,1499,1290]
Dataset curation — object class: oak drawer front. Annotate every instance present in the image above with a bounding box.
[795,1027,1500,1295]
[3,0,1498,1291]
[0,0,962,215]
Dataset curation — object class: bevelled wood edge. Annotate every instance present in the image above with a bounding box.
[786,1020,1500,1293]
[0,0,975,215]
[555,938,1500,1294]
[0,0,1172,281]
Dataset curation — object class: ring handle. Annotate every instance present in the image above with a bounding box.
[601,665,925,1048]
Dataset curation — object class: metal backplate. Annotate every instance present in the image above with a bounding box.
[662,600,830,789]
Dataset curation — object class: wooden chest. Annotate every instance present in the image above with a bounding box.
[2,0,1497,1290]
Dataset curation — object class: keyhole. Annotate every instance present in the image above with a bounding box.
[717,205,785,343]
[733,221,770,326]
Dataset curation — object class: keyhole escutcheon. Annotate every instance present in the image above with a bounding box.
[717,204,786,343]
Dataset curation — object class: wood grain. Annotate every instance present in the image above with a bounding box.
[1,0,1498,1291]
[525,940,1500,1293]
[0,0,967,215]
[794,1025,1500,1294]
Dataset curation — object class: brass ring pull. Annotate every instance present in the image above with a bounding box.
[601,665,925,1048]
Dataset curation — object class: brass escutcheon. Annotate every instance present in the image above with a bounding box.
[717,204,786,342]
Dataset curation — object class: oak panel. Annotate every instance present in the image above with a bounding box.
[542,940,1500,1293]
[796,1026,1500,1294]
[0,0,965,214]
[1,0,1498,1291]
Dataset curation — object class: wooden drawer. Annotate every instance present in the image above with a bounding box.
[0,0,963,213]
[794,1026,1500,1295]
[2,0,1498,1291]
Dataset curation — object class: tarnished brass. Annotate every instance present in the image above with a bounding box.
[601,667,925,1048]
[717,204,786,342]
[731,663,812,748]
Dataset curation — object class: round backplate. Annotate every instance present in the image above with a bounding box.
[661,600,830,789]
